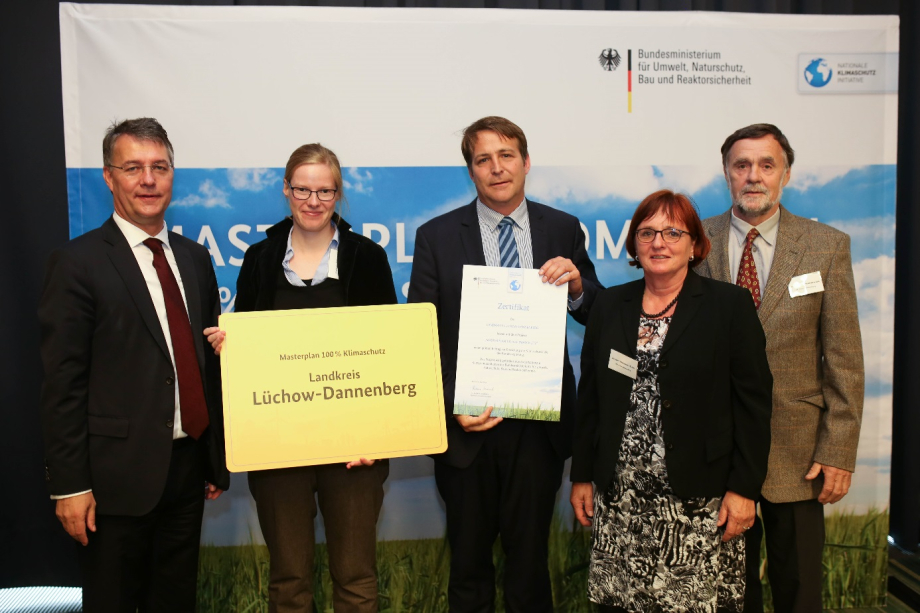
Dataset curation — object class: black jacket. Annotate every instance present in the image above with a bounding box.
[570,270,773,500]
[38,217,230,515]
[408,200,602,468]
[235,215,398,313]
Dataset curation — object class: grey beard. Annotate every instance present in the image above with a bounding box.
[732,185,783,217]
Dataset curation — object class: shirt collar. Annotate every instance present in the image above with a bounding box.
[284,220,340,259]
[730,206,781,247]
[477,197,528,231]
[112,212,170,249]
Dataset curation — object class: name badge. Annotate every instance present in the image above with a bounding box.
[608,349,638,380]
[788,271,824,298]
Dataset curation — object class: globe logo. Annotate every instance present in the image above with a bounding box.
[804,58,833,88]
[509,279,522,292]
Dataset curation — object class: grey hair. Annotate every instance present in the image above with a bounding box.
[720,123,794,172]
[102,118,175,167]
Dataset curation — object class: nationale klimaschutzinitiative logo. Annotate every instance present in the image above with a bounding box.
[598,48,622,71]
[804,57,833,88]
[797,53,897,94]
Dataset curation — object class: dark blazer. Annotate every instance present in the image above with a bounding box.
[38,216,230,517]
[233,215,398,313]
[570,270,773,500]
[408,199,601,468]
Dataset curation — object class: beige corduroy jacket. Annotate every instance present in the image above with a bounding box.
[697,205,864,503]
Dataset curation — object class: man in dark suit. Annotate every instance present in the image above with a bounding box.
[408,116,601,612]
[697,123,864,613]
[38,118,230,612]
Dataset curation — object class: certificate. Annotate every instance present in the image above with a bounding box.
[453,265,568,421]
[219,304,446,472]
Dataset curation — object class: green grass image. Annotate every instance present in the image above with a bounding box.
[760,508,889,611]
[454,402,560,422]
[197,509,887,611]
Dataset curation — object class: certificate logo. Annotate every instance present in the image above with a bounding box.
[473,275,500,288]
[507,270,524,293]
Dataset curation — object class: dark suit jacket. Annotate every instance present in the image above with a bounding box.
[38,216,230,516]
[698,206,864,503]
[408,199,601,468]
[570,271,773,500]
[234,215,398,313]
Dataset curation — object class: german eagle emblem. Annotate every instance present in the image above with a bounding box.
[599,49,621,71]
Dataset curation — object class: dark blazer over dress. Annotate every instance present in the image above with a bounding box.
[571,270,773,501]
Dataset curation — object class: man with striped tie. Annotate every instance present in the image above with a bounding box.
[697,123,864,613]
[408,116,601,612]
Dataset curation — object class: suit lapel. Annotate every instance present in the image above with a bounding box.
[172,237,207,370]
[758,205,806,324]
[102,218,172,362]
[661,270,704,355]
[705,210,732,283]
[619,281,644,358]
[528,200,548,269]
[459,201,487,266]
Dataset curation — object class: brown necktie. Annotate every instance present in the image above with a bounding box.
[144,238,210,439]
[736,228,762,309]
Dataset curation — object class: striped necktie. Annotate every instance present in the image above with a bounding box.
[498,217,520,268]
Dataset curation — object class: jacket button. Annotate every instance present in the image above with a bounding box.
[660,359,668,368]
[166,419,174,428]
[666,443,674,450]
[166,377,174,385]
[662,399,672,409]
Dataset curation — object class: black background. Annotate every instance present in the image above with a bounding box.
[1,0,914,588]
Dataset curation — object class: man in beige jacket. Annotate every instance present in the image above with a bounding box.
[697,123,864,613]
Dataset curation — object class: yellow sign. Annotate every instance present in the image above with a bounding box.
[219,303,446,471]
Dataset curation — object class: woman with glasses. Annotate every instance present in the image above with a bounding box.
[569,190,772,613]
[206,143,396,612]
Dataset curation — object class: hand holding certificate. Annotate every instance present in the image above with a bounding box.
[453,265,568,422]
[219,304,447,471]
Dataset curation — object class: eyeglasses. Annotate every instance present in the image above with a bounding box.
[635,227,692,244]
[107,163,172,178]
[287,182,338,202]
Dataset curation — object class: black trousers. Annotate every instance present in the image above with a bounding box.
[78,438,205,613]
[743,498,825,613]
[434,421,564,613]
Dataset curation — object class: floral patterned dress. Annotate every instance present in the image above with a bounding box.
[587,317,745,613]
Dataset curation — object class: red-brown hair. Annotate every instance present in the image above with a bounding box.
[625,190,711,269]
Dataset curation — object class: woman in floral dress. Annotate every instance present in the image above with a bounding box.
[570,190,773,612]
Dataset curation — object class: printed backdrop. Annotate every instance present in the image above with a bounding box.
[61,4,897,608]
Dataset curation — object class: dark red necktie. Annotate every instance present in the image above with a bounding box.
[144,238,210,439]
[736,228,762,309]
